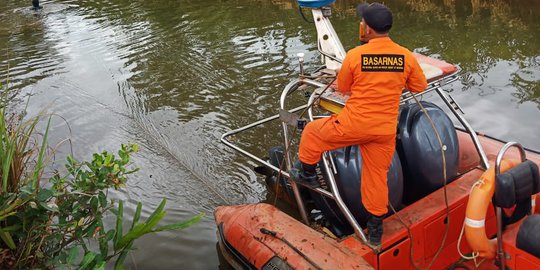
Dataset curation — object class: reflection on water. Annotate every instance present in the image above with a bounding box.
[0,0,538,268]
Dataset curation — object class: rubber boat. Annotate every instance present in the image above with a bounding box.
[214,1,540,269]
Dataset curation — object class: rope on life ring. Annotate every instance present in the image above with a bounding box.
[463,159,520,259]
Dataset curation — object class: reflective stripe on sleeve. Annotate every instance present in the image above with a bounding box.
[465,217,485,228]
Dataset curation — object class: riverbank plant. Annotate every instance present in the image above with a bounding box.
[0,81,203,269]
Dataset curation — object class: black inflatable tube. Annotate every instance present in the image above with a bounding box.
[516,214,540,258]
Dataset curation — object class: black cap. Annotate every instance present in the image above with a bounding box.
[356,2,393,33]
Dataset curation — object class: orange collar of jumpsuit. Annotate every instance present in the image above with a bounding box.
[336,37,427,135]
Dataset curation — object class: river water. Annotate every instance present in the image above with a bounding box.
[1,0,538,269]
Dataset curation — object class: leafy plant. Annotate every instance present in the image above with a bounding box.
[0,82,203,269]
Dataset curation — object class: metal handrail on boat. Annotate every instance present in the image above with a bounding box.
[220,67,492,244]
[220,79,336,225]
[494,142,527,269]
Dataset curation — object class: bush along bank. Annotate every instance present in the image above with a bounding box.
[0,82,203,269]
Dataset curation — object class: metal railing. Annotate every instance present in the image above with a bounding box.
[220,67,490,245]
[493,142,527,269]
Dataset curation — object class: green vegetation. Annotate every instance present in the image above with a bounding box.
[0,82,203,269]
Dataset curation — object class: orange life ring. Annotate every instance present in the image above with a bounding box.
[464,159,520,259]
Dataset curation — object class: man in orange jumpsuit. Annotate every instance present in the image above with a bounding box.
[292,2,427,250]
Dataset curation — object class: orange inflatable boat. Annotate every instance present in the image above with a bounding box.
[215,2,540,269]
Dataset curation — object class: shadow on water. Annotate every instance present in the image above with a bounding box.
[1,0,539,268]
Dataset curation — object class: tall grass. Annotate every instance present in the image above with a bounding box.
[0,93,49,194]
[0,80,51,263]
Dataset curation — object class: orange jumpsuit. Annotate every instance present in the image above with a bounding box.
[299,37,427,216]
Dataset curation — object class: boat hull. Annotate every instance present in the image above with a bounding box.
[215,203,374,269]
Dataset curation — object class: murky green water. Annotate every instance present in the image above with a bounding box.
[1,0,538,268]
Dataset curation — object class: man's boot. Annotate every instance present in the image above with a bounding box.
[290,162,319,188]
[366,214,384,252]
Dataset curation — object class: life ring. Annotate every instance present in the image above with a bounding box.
[464,159,520,259]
